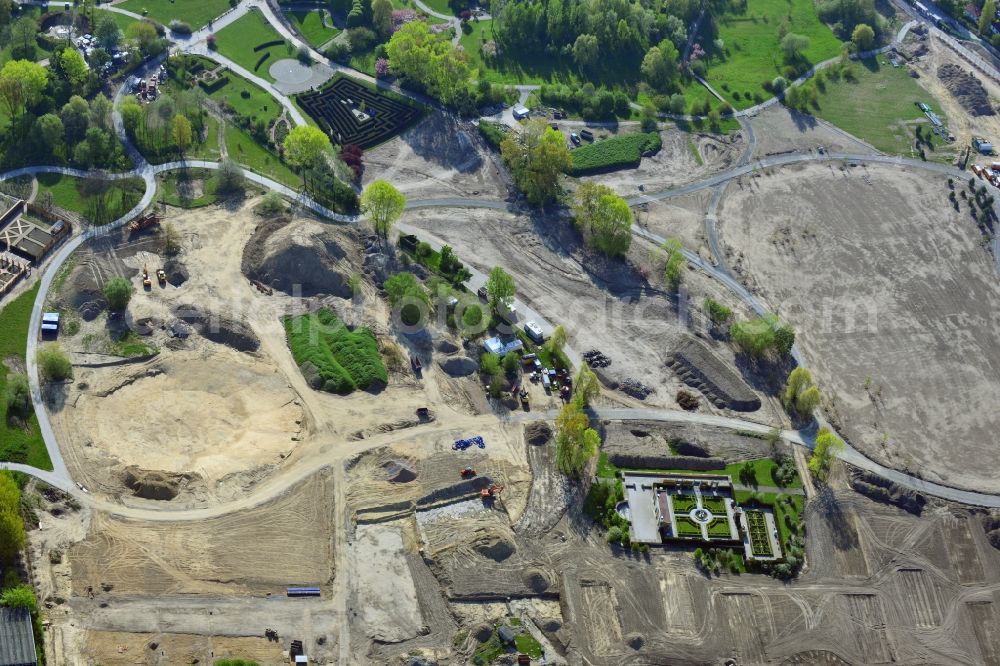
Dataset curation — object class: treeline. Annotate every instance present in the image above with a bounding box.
[816,0,884,41]
[0,471,42,666]
[120,89,208,162]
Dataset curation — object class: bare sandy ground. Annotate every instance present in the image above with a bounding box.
[719,161,1000,493]
[362,114,508,200]
[749,104,878,158]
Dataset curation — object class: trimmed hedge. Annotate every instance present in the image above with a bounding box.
[254,52,271,72]
[569,132,663,176]
[608,453,726,471]
[254,39,286,52]
[284,309,386,394]
[198,75,230,93]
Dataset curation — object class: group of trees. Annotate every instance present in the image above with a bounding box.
[386,22,474,109]
[282,124,359,213]
[572,183,633,256]
[730,314,795,359]
[500,119,571,205]
[554,376,601,476]
[0,472,26,571]
[816,0,883,42]
[121,89,207,161]
[783,367,820,422]
[490,0,694,80]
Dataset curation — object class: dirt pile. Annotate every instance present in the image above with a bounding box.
[525,422,552,446]
[384,461,417,483]
[438,356,477,377]
[982,516,1000,549]
[474,535,516,561]
[849,467,926,515]
[666,337,761,411]
[174,305,260,352]
[121,466,200,501]
[242,216,358,297]
[523,569,550,592]
[938,63,995,116]
[163,258,189,287]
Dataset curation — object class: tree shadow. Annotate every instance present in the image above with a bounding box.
[400,115,484,173]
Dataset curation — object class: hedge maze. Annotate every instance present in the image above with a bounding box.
[297,77,421,148]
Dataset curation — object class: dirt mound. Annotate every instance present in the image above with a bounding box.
[474,535,516,562]
[173,305,260,352]
[435,338,460,354]
[121,466,199,501]
[383,461,417,483]
[625,632,644,650]
[523,569,550,592]
[525,421,552,446]
[938,63,995,116]
[673,440,709,457]
[666,337,761,411]
[438,356,477,377]
[242,216,357,297]
[472,624,493,642]
[849,467,926,515]
[163,258,188,287]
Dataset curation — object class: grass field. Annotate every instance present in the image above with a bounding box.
[459,19,579,86]
[735,490,804,551]
[703,0,842,109]
[701,495,729,515]
[706,517,733,538]
[116,0,230,29]
[725,457,803,488]
[215,9,293,82]
[283,8,339,47]
[224,123,299,187]
[157,169,219,207]
[35,174,146,225]
[808,58,946,156]
[94,8,142,34]
[201,67,283,128]
[569,131,662,175]
[0,284,54,470]
[419,0,453,15]
[284,309,386,394]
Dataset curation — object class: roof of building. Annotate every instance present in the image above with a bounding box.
[498,625,517,643]
[0,607,37,666]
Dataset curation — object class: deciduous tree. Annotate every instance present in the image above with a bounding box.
[808,428,844,481]
[103,277,134,312]
[360,179,406,239]
[573,364,600,407]
[851,23,875,50]
[0,60,48,120]
[171,114,192,155]
[485,266,516,315]
[500,119,570,205]
[572,182,632,256]
[662,238,685,289]
[60,48,89,86]
[555,400,599,476]
[283,124,331,184]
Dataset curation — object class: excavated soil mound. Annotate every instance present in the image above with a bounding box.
[438,356,477,376]
[173,304,260,352]
[474,535,516,562]
[384,461,417,483]
[938,63,995,116]
[673,440,710,457]
[666,337,761,411]
[525,421,552,446]
[435,338,460,354]
[163,258,188,287]
[242,216,357,297]
[625,632,644,650]
[849,467,926,515]
[523,569,550,592]
[121,466,199,501]
[472,624,493,642]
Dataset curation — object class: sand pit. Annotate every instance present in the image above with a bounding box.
[719,162,1000,492]
[349,524,423,643]
[64,349,302,486]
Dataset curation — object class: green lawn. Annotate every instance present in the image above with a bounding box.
[94,8,142,34]
[674,516,703,537]
[670,493,699,514]
[194,65,283,128]
[157,169,220,208]
[725,457,803,489]
[35,174,146,225]
[701,495,729,515]
[0,284,54,470]
[707,517,733,538]
[283,8,339,47]
[514,633,543,660]
[420,0,453,15]
[215,9,293,82]
[808,58,949,157]
[460,19,576,86]
[116,0,231,29]
[703,0,843,109]
[224,123,299,188]
[735,490,804,552]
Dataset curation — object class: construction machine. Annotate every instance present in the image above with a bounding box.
[142,265,151,289]
[156,269,166,285]
[460,467,476,479]
[480,483,504,504]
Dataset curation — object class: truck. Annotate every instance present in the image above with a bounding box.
[523,320,545,344]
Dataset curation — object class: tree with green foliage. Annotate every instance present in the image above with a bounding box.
[372,0,393,39]
[500,119,571,205]
[555,400,599,476]
[703,298,733,327]
[60,48,89,87]
[37,113,65,156]
[172,113,192,155]
[283,124,332,185]
[851,23,875,50]
[731,315,795,359]
[573,364,600,407]
[0,475,26,560]
[784,367,820,421]
[386,22,472,107]
[96,14,123,51]
[640,41,679,89]
[572,182,632,256]
[0,60,48,121]
[384,271,429,307]
[0,585,36,612]
[216,159,245,194]
[808,428,844,481]
[572,33,600,70]
[161,222,181,255]
[545,324,567,359]
[4,373,31,422]
[485,266,516,315]
[480,352,502,377]
[126,20,162,57]
[9,17,37,59]
[360,179,406,240]
[103,277,134,312]
[661,238,685,290]
[781,33,810,61]
[981,0,997,37]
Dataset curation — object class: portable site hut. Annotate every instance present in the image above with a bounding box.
[483,336,523,357]
[523,320,545,344]
[512,105,530,120]
[41,312,59,338]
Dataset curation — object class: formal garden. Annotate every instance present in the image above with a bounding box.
[297,76,422,148]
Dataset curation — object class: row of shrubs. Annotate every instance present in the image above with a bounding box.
[254,52,271,72]
[197,75,230,93]
[253,39,285,52]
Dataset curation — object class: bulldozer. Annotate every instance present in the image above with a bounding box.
[141,265,151,289]
[156,268,166,285]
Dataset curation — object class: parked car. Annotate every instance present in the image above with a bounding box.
[570,132,581,145]
[580,129,594,141]
[477,286,488,300]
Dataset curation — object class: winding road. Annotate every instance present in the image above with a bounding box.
[3,0,1000,531]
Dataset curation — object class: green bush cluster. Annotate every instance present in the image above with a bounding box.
[478,121,508,149]
[569,132,663,175]
[731,314,795,359]
[584,480,631,546]
[284,309,386,394]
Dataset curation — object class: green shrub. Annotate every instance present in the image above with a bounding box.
[198,75,230,93]
[0,585,36,612]
[478,121,508,149]
[3,374,31,421]
[480,352,501,376]
[462,303,483,329]
[37,344,72,382]
[284,309,386,394]
[703,297,733,326]
[569,132,662,175]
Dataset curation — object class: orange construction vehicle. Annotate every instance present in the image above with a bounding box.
[480,483,504,503]
[127,212,160,234]
[142,265,151,289]
[156,269,166,285]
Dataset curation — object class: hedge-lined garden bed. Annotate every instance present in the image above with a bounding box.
[569,131,662,175]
